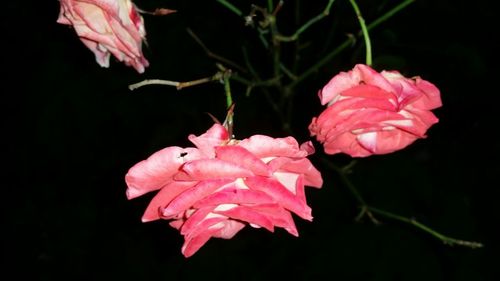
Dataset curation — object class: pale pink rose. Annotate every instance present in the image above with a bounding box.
[126,124,323,257]
[309,64,442,157]
[57,0,149,73]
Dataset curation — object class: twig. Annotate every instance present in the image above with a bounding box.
[367,206,484,248]
[128,71,226,91]
[289,0,416,88]
[216,0,243,17]
[276,0,336,42]
[186,28,247,74]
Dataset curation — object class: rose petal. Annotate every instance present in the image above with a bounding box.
[174,159,254,181]
[142,181,197,222]
[188,124,229,157]
[162,179,234,218]
[238,135,308,158]
[244,176,312,221]
[193,188,275,208]
[214,206,275,232]
[125,147,201,199]
[215,145,272,176]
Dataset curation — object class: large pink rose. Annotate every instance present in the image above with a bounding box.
[57,0,149,73]
[309,64,442,157]
[125,124,323,257]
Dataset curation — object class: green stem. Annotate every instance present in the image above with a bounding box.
[366,0,415,33]
[216,0,243,17]
[367,207,484,249]
[276,0,336,42]
[289,0,415,88]
[269,15,282,83]
[267,0,274,12]
[222,73,234,137]
[223,74,233,108]
[348,0,372,66]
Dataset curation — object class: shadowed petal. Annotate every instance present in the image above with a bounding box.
[142,181,197,222]
[250,203,299,236]
[214,206,275,232]
[181,219,226,258]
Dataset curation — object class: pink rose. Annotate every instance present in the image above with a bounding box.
[309,64,442,157]
[125,124,323,257]
[57,0,149,73]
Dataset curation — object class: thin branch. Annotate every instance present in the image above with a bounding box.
[276,0,336,42]
[216,0,243,17]
[128,71,226,91]
[367,206,484,249]
[319,157,380,224]
[320,156,483,249]
[186,28,247,74]
[289,0,416,88]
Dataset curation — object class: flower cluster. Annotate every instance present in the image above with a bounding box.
[57,1,445,257]
[126,124,322,257]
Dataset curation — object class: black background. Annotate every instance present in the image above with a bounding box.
[3,0,498,280]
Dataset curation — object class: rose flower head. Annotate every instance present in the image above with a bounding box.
[309,64,442,157]
[126,124,323,257]
[57,0,149,73]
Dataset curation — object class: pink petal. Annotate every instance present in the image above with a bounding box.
[188,124,229,157]
[279,158,323,188]
[125,147,201,199]
[184,216,228,242]
[215,145,272,176]
[319,64,394,105]
[169,219,184,230]
[162,179,233,218]
[57,0,148,73]
[214,206,275,232]
[244,176,313,221]
[180,206,217,235]
[273,172,300,194]
[181,220,225,258]
[193,188,275,208]
[299,141,316,155]
[267,157,293,172]
[238,136,308,158]
[212,220,246,239]
[175,159,254,181]
[357,130,419,155]
[249,203,299,236]
[326,131,371,157]
[413,78,443,110]
[341,84,398,106]
[141,181,197,222]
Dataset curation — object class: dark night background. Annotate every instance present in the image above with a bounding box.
[3,0,498,280]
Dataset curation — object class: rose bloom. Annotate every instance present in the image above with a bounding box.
[309,64,442,157]
[125,124,323,257]
[57,0,149,73]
